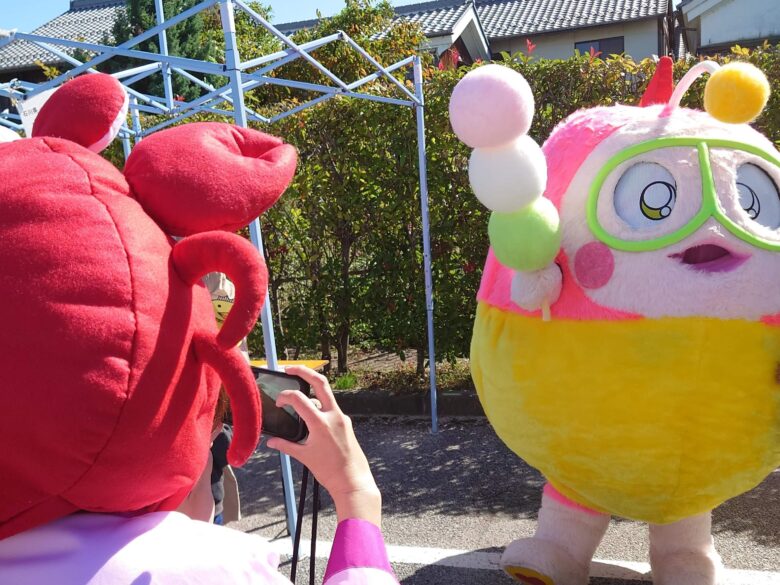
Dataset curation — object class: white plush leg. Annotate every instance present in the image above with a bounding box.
[501,488,610,585]
[649,512,723,585]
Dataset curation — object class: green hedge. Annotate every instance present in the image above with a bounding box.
[258,28,780,373]
[94,2,780,373]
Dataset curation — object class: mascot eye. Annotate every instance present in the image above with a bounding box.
[614,163,677,228]
[736,163,780,229]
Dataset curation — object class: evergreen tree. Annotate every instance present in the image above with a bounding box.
[108,0,275,102]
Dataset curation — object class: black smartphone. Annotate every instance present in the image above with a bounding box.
[252,366,311,443]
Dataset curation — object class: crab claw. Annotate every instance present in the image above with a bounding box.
[124,122,297,236]
[192,332,260,466]
[32,73,128,152]
[172,231,266,350]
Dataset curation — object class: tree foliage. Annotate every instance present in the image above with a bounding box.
[258,34,780,374]
[84,0,780,376]
[109,0,276,100]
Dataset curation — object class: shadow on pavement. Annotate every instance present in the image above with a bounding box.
[236,417,779,551]
[712,470,779,548]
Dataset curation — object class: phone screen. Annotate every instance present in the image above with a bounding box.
[252,367,310,443]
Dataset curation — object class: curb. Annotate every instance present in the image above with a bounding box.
[335,390,485,417]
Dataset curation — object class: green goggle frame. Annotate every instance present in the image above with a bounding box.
[586,137,780,252]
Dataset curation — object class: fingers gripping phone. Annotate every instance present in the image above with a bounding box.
[252,367,311,443]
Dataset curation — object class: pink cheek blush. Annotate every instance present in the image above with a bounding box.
[574,242,615,289]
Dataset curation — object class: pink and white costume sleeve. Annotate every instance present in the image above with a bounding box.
[0,512,398,585]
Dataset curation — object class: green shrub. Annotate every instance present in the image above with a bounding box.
[100,2,780,375]
[333,372,359,390]
[261,36,780,372]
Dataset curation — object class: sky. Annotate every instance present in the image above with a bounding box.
[1,0,427,33]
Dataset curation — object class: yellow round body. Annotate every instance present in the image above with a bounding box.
[471,303,780,524]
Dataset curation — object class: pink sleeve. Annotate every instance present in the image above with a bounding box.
[323,519,397,585]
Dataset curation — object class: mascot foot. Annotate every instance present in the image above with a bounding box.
[501,537,588,585]
[649,512,724,585]
[502,485,610,585]
[649,550,723,585]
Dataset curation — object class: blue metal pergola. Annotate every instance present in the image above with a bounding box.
[0,0,439,535]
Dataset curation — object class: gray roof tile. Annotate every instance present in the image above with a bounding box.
[279,0,668,41]
[475,0,669,39]
[0,1,125,73]
[394,1,472,36]
[2,0,669,74]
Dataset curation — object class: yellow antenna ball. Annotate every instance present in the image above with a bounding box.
[704,62,770,124]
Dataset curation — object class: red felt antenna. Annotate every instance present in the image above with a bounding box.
[640,56,675,107]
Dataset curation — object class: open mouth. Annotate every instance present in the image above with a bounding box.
[669,244,749,273]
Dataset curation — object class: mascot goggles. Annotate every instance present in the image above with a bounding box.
[587,137,780,252]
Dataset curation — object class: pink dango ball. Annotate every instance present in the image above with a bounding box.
[449,64,535,148]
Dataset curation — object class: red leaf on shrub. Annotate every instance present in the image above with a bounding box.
[526,38,536,54]
[589,46,602,62]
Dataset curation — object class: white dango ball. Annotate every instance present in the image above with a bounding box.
[511,263,563,311]
[449,64,535,148]
[468,134,547,212]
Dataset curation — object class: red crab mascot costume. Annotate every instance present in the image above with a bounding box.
[0,73,296,539]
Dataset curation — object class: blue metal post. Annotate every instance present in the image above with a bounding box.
[121,134,132,160]
[219,0,298,537]
[130,97,143,142]
[154,0,175,110]
[413,56,438,433]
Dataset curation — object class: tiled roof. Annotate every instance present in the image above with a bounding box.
[276,2,473,38]
[475,0,669,40]
[275,18,320,36]
[1,0,670,74]
[278,0,669,40]
[393,0,472,36]
[0,1,125,73]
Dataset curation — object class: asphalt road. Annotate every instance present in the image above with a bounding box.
[232,417,780,584]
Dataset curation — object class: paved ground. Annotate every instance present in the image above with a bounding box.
[232,417,780,584]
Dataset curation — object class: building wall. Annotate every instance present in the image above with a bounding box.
[491,18,662,61]
[696,0,780,48]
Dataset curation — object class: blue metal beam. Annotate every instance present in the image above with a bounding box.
[239,32,343,70]
[154,0,175,110]
[25,0,221,95]
[413,55,438,434]
[233,0,350,90]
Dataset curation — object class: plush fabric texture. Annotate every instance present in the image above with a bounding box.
[704,62,770,124]
[172,232,267,350]
[125,122,297,236]
[488,197,561,272]
[471,303,780,524]
[32,74,127,150]
[639,56,674,107]
[449,63,534,148]
[0,73,296,540]
[0,512,399,584]
[501,491,610,584]
[463,60,779,585]
[468,135,547,212]
[0,137,218,539]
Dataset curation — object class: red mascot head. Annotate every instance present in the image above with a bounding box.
[0,73,297,539]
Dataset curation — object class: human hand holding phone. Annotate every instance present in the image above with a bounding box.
[265,366,382,527]
[254,367,311,443]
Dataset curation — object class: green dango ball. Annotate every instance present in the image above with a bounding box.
[488,197,561,271]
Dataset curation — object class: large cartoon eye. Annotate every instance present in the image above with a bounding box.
[736,163,780,229]
[613,163,677,228]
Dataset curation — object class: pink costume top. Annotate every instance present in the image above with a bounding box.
[0,512,397,585]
